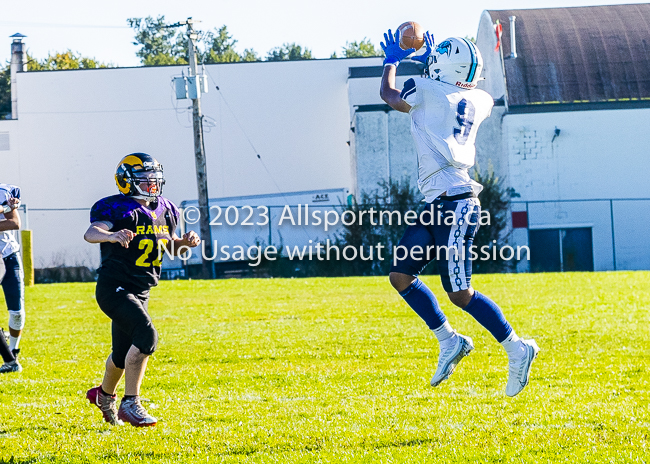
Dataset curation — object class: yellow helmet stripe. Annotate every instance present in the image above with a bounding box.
[115,173,131,194]
[119,154,145,170]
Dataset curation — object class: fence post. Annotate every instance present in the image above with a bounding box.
[610,199,616,271]
[268,206,272,248]
[525,201,530,273]
[22,203,29,230]
[21,229,35,287]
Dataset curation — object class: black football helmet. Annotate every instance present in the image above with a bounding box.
[115,153,165,200]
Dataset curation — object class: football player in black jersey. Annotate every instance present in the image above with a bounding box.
[84,153,200,427]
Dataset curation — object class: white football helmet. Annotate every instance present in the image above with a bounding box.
[426,37,483,90]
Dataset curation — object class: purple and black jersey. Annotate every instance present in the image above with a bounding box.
[90,194,180,290]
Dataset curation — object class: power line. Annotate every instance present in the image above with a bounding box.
[203,69,282,193]
[0,21,130,29]
[21,108,175,115]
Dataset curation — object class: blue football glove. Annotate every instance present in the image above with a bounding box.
[411,31,434,64]
[380,29,415,67]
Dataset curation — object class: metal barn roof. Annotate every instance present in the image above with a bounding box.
[488,4,650,106]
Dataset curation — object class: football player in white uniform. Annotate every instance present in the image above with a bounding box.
[380,30,539,397]
[0,253,21,373]
[0,183,24,374]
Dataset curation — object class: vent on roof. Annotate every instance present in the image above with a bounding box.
[510,16,517,59]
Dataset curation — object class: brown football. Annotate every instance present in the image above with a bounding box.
[398,21,425,51]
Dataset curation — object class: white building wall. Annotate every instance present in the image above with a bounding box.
[504,109,650,201]
[3,57,383,267]
[612,199,650,270]
[504,109,650,271]
[352,110,418,198]
[473,9,650,272]
[348,70,426,198]
[0,120,20,182]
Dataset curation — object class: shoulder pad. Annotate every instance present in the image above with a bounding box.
[90,195,136,223]
[400,78,417,100]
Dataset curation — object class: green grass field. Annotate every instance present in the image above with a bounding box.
[0,272,648,463]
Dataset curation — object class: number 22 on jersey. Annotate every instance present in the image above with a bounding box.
[135,238,169,267]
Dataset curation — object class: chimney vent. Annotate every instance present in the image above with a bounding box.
[509,16,517,59]
[9,33,26,120]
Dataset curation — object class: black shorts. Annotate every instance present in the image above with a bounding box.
[95,276,158,368]
[390,197,481,293]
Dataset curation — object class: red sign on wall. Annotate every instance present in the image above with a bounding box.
[512,211,528,228]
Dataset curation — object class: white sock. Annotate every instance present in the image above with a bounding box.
[9,335,20,351]
[501,332,525,359]
[433,321,456,347]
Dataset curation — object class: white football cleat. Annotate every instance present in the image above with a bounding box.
[430,333,474,387]
[505,339,540,397]
[118,396,157,427]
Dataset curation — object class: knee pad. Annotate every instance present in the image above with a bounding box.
[133,322,158,356]
[111,353,127,370]
[8,309,25,331]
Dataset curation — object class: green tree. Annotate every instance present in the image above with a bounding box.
[0,65,10,119]
[266,43,313,61]
[342,38,382,58]
[27,51,111,71]
[128,16,259,65]
[471,168,513,273]
[203,26,242,63]
[335,178,422,276]
[240,49,260,62]
[127,16,186,66]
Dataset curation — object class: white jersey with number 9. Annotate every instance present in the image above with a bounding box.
[400,77,494,202]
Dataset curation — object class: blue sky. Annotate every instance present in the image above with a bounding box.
[1,0,648,67]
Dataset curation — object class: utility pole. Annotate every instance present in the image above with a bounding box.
[180,18,214,279]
